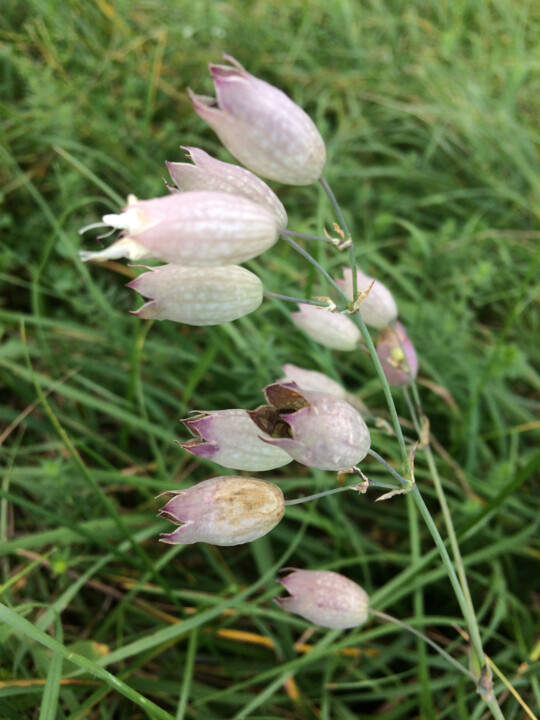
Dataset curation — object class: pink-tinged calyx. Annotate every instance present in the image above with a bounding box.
[167,147,288,228]
[158,476,284,546]
[291,303,361,351]
[79,191,278,266]
[336,267,398,330]
[188,56,326,186]
[248,382,371,471]
[127,265,263,326]
[279,364,369,417]
[376,322,418,386]
[276,569,370,629]
[180,409,293,471]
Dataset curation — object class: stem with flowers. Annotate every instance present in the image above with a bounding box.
[78,55,508,717]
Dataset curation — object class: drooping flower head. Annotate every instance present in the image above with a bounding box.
[189,56,326,186]
[158,476,284,546]
[180,408,293,471]
[291,303,361,351]
[167,147,288,228]
[79,191,278,266]
[276,569,370,629]
[279,364,369,417]
[336,267,398,330]
[248,382,371,471]
[127,264,263,326]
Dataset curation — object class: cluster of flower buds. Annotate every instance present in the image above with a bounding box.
[80,56,327,327]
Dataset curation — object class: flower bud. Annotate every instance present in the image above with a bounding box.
[248,382,370,471]
[167,147,288,228]
[158,476,284,546]
[189,56,326,185]
[79,191,278,266]
[127,264,262,325]
[279,364,369,417]
[291,304,361,351]
[180,409,293,471]
[376,322,418,386]
[336,267,398,329]
[276,569,369,629]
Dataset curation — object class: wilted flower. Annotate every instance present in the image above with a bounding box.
[158,476,284,546]
[79,191,278,266]
[276,569,370,629]
[291,304,361,351]
[127,264,263,325]
[279,364,369,417]
[167,147,288,228]
[189,55,326,185]
[376,322,418,386]
[180,408,293,471]
[248,382,371,471]
[336,267,398,330]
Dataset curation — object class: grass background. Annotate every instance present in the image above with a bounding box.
[1,0,540,718]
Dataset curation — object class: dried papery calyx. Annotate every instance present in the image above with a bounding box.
[127,264,263,326]
[166,147,288,228]
[248,382,371,471]
[376,322,418,386]
[158,476,285,546]
[189,55,326,185]
[276,569,370,629]
[336,267,398,330]
[180,408,293,471]
[291,303,361,351]
[79,191,278,266]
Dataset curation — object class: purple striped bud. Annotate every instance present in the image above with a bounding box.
[127,265,262,326]
[291,304,361,351]
[336,267,398,329]
[167,147,288,228]
[158,476,284,546]
[180,409,293,471]
[376,322,418,386]
[248,382,371,471]
[276,569,370,629]
[189,56,326,186]
[79,191,278,266]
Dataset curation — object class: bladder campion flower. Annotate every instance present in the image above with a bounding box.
[276,569,370,629]
[167,147,288,228]
[248,382,371,471]
[376,322,418,386]
[189,55,326,185]
[127,264,263,326]
[79,191,278,266]
[180,409,293,471]
[291,303,361,351]
[158,476,284,546]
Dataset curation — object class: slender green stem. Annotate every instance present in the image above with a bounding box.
[368,449,409,487]
[264,291,330,306]
[283,479,397,506]
[403,386,486,678]
[280,229,335,244]
[280,234,344,296]
[370,608,475,681]
[320,176,358,300]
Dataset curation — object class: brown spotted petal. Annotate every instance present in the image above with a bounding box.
[158,476,284,546]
